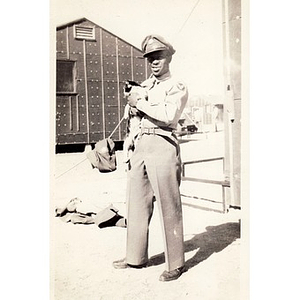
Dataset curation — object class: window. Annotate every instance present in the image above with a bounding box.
[74,25,95,40]
[56,60,76,93]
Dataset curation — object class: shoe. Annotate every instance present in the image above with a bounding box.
[159,266,185,282]
[113,258,147,269]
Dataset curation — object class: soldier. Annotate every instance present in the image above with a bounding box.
[113,34,188,282]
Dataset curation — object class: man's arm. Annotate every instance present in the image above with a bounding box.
[136,82,188,125]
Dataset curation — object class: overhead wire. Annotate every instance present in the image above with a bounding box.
[176,0,202,36]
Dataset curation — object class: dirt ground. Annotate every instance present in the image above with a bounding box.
[50,132,245,300]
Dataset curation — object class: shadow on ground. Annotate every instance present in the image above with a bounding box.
[148,221,240,271]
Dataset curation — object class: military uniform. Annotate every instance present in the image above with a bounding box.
[115,35,188,281]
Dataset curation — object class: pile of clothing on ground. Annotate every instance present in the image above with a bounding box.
[55,197,126,228]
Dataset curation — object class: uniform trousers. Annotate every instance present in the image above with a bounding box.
[126,133,185,271]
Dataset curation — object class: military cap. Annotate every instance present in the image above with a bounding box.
[141,34,175,57]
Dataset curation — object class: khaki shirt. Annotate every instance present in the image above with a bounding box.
[136,74,188,130]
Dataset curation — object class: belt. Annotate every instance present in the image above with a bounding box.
[140,127,175,137]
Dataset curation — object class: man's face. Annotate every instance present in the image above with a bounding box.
[146,51,171,80]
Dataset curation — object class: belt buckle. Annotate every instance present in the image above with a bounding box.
[143,128,150,135]
[147,128,154,135]
[142,127,157,135]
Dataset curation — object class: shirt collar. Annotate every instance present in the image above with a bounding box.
[150,71,172,85]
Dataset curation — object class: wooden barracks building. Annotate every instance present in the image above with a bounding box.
[56,18,150,147]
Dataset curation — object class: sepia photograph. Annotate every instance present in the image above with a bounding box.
[4,1,300,299]
[50,0,247,299]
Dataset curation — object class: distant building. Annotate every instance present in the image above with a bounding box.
[183,95,224,133]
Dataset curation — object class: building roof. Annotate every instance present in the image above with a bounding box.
[56,17,143,53]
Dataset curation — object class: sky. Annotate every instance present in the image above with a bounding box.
[50,0,225,98]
